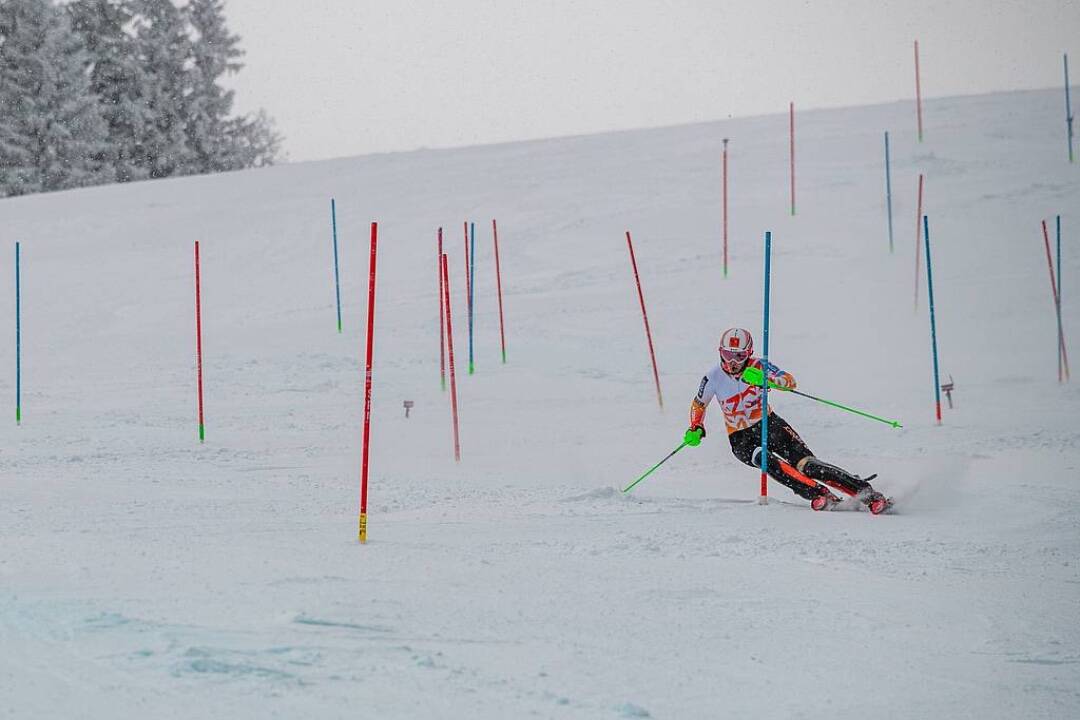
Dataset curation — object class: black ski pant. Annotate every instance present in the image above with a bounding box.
[728,413,870,500]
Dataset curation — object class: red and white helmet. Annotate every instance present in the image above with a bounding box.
[718,327,753,374]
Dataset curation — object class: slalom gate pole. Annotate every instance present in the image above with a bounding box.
[885,132,894,253]
[439,227,446,390]
[331,198,342,333]
[493,219,507,363]
[469,221,475,375]
[915,40,924,142]
[760,230,772,503]
[1042,219,1070,382]
[1066,54,1074,163]
[359,222,378,544]
[923,215,942,424]
[463,221,471,319]
[722,138,729,277]
[1059,216,1070,380]
[741,367,903,427]
[15,242,20,425]
[194,241,205,442]
[625,231,663,409]
[914,173,924,310]
[622,442,688,493]
[789,103,796,216]
[442,253,461,461]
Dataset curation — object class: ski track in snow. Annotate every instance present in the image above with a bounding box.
[2,88,1080,718]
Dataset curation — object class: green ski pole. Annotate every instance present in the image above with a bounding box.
[623,442,688,493]
[741,367,902,428]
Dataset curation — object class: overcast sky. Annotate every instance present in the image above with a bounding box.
[222,0,1079,162]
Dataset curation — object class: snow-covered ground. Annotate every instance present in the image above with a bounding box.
[2,88,1078,719]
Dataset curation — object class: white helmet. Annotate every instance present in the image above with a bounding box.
[718,327,753,375]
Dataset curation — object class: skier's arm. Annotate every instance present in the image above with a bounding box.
[685,375,710,446]
[747,360,797,390]
[769,366,797,390]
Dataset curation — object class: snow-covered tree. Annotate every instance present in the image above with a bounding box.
[0,0,111,196]
[185,0,278,173]
[67,0,151,183]
[129,0,192,179]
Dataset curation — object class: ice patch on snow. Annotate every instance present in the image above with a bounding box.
[615,702,651,717]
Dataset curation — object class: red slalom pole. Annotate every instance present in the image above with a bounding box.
[789,102,796,216]
[359,221,378,544]
[914,173,924,310]
[492,219,507,363]
[438,227,446,390]
[1042,220,1071,382]
[914,40,924,143]
[194,241,206,443]
[442,253,461,461]
[625,231,663,409]
[722,138,729,277]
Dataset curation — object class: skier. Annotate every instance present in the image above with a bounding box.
[684,327,891,513]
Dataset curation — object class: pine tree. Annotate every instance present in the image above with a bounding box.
[68,0,151,183]
[0,0,111,196]
[129,0,191,179]
[185,0,278,173]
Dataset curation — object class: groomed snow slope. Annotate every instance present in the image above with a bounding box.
[1,88,1078,719]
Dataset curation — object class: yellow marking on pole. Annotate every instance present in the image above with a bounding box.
[359,513,368,544]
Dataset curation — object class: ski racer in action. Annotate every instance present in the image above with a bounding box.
[685,327,891,514]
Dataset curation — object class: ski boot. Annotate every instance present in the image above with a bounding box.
[810,487,842,511]
[864,491,893,515]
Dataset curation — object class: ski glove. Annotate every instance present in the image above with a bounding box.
[741,366,796,391]
[684,426,705,447]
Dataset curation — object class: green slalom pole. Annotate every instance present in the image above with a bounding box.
[622,442,688,493]
[741,367,902,428]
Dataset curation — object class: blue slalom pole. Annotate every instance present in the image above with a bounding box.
[468,221,475,375]
[1058,215,1070,381]
[1066,54,1074,163]
[331,199,342,333]
[885,131,894,253]
[759,231,772,504]
[923,215,942,424]
[16,242,21,425]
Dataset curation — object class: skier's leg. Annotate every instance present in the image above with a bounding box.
[729,424,828,501]
[796,457,874,497]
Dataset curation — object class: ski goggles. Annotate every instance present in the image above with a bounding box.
[719,348,750,364]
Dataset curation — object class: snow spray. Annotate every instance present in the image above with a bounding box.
[915,173,924,310]
[915,40,924,142]
[442,253,461,461]
[923,216,942,424]
[759,231,772,503]
[723,138,729,277]
[789,103,796,216]
[469,221,476,375]
[15,242,20,425]
[331,198,342,333]
[194,241,205,442]
[1042,219,1070,382]
[1066,54,1074,163]
[493,219,507,363]
[359,222,378,544]
[439,228,446,390]
[885,132,894,253]
[625,231,663,409]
